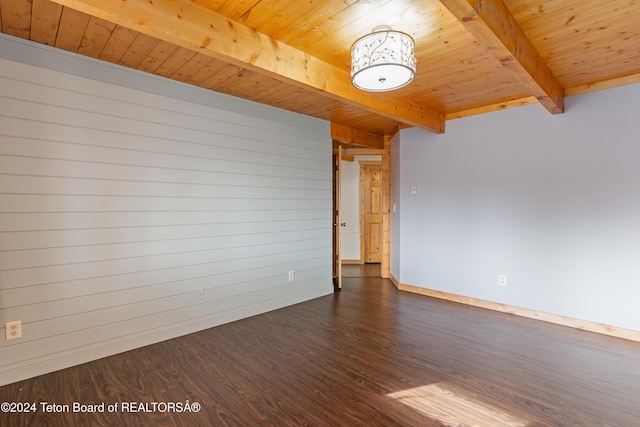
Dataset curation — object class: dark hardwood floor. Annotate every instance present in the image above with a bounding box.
[342,263,381,278]
[2,275,639,426]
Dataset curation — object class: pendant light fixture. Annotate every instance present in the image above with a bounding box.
[351,25,416,92]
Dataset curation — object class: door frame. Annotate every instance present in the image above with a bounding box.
[332,145,343,290]
[332,138,391,280]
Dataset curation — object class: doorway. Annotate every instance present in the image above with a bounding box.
[337,154,383,279]
[332,140,391,285]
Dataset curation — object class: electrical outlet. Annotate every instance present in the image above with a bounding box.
[288,271,295,282]
[499,275,507,287]
[196,289,205,301]
[6,321,22,341]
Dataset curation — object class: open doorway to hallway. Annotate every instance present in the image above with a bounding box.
[340,154,382,278]
[332,136,391,287]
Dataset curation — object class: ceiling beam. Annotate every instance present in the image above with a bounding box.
[446,96,538,120]
[331,123,384,150]
[51,0,445,133]
[439,0,564,114]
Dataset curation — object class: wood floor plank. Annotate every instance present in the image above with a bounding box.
[1,274,639,426]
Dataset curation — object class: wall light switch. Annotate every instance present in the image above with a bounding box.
[411,185,417,195]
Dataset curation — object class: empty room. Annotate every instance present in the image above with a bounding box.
[1,1,639,426]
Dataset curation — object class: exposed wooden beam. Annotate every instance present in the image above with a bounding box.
[342,148,384,157]
[446,96,538,120]
[331,123,384,150]
[439,0,564,115]
[51,0,445,133]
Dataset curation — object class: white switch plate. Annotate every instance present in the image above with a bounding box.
[499,275,507,287]
[288,271,295,282]
[411,185,418,195]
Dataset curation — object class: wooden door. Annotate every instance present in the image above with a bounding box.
[362,163,382,263]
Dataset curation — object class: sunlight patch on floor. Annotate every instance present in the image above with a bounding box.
[387,383,529,427]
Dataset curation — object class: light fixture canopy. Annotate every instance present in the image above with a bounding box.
[351,25,416,92]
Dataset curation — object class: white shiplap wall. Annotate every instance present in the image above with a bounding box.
[0,36,333,385]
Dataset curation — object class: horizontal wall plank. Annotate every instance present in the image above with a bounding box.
[1,242,330,289]
[0,174,331,197]
[0,134,329,180]
[0,219,328,250]
[0,210,331,232]
[1,229,329,270]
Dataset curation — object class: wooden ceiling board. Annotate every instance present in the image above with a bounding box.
[219,0,291,29]
[153,47,199,80]
[415,81,531,114]
[228,73,299,106]
[30,0,62,46]
[558,58,640,89]
[192,0,228,12]
[117,33,160,69]
[508,0,626,26]
[509,0,640,89]
[545,34,640,84]
[97,24,138,64]
[407,43,529,111]
[200,62,247,90]
[277,0,401,54]
[538,25,640,65]
[169,52,216,84]
[264,0,382,49]
[215,0,276,22]
[297,0,433,65]
[184,57,233,87]
[77,16,117,58]
[205,66,258,94]
[135,40,181,74]
[258,0,344,38]
[515,3,640,51]
[0,0,32,38]
[2,0,640,137]
[54,6,91,51]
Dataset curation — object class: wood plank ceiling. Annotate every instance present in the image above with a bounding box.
[1,0,639,140]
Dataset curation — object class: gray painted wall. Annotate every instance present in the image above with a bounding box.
[394,84,640,331]
[0,35,333,385]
